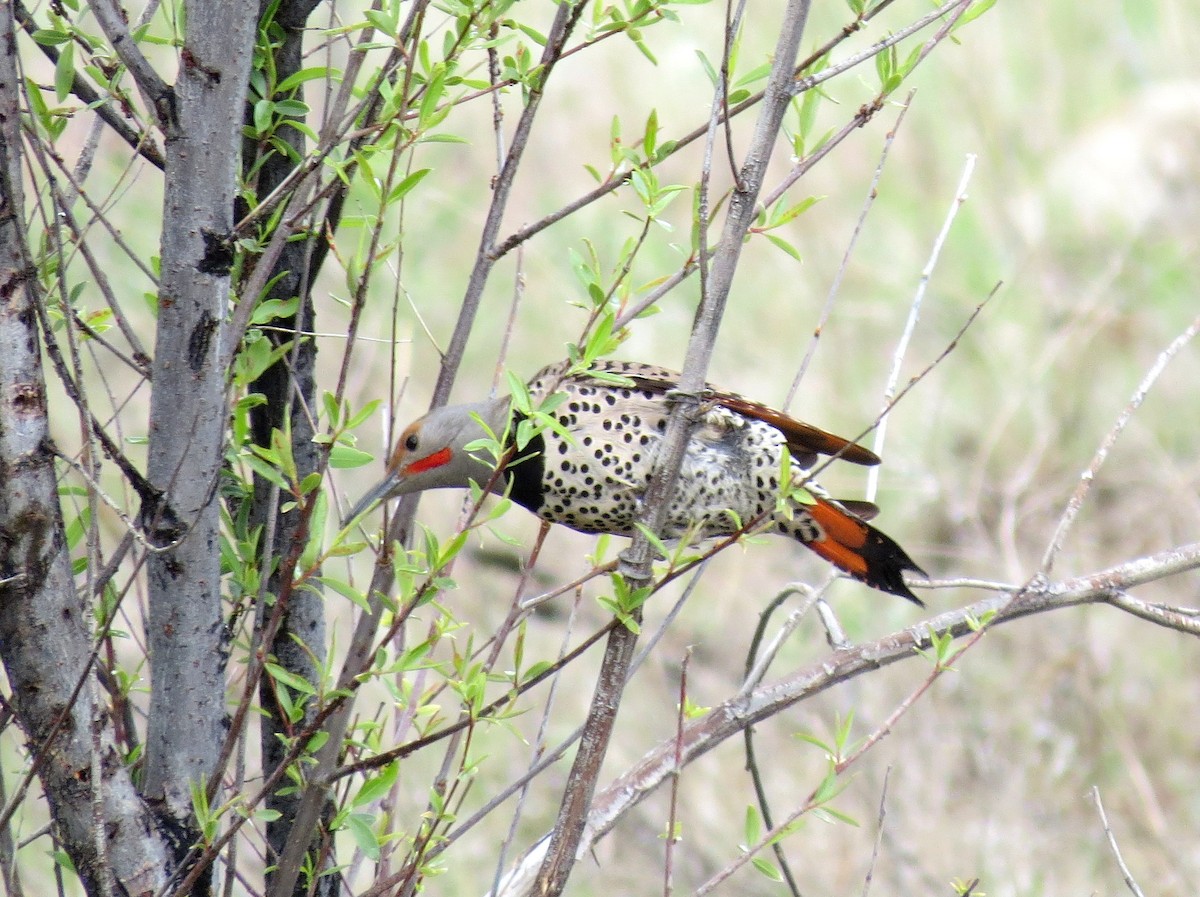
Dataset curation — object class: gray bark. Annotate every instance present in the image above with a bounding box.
[142,0,258,869]
[0,6,170,893]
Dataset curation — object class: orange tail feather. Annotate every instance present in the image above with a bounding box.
[804,499,925,605]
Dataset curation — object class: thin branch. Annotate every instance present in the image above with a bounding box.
[662,648,691,897]
[741,584,819,695]
[741,583,819,897]
[87,0,171,125]
[1091,786,1147,897]
[1040,313,1200,575]
[860,767,891,897]
[866,153,976,501]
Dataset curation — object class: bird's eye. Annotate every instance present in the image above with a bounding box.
[404,433,419,452]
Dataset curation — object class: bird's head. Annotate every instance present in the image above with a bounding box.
[344,398,509,524]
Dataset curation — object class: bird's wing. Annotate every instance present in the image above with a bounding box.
[576,360,881,467]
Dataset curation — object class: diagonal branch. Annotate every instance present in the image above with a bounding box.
[87,0,172,128]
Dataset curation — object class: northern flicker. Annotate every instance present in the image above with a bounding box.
[349,360,925,604]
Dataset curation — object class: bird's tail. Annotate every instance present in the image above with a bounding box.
[783,498,926,605]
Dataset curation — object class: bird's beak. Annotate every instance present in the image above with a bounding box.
[342,476,398,528]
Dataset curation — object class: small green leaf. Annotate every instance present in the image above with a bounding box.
[955,0,998,29]
[352,761,399,808]
[765,233,802,262]
[752,857,783,881]
[744,804,761,845]
[276,66,334,94]
[264,662,317,696]
[328,443,374,469]
[342,812,381,861]
[388,167,431,203]
[54,41,75,102]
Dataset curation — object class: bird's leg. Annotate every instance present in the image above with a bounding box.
[664,385,716,421]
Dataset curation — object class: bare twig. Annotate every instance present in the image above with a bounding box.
[861,767,892,897]
[1040,313,1200,575]
[741,583,820,897]
[1091,786,1147,897]
[741,584,820,695]
[866,153,976,501]
[815,594,850,649]
[662,648,692,897]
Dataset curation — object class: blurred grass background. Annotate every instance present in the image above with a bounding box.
[27,0,1200,893]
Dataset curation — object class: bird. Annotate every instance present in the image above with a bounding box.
[348,359,925,604]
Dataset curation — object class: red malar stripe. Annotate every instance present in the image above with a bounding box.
[405,446,452,475]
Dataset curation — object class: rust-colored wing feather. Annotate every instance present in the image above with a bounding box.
[577,360,880,467]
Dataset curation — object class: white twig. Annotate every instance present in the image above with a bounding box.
[1091,786,1147,897]
[816,593,849,649]
[866,153,975,502]
[860,767,891,897]
[1040,313,1200,575]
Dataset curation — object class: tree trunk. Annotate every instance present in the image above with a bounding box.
[0,7,170,892]
[142,0,258,882]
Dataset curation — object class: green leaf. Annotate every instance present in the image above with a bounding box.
[342,812,381,861]
[417,133,469,145]
[250,297,299,325]
[317,575,371,612]
[642,108,658,158]
[264,662,317,695]
[694,50,718,87]
[744,804,761,845]
[955,0,998,29]
[418,65,446,128]
[752,857,783,881]
[32,29,71,46]
[346,399,382,430]
[352,761,399,808]
[765,233,802,262]
[54,41,75,102]
[253,98,274,135]
[388,168,432,204]
[517,23,547,45]
[276,66,335,94]
[328,443,375,469]
[794,731,834,756]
